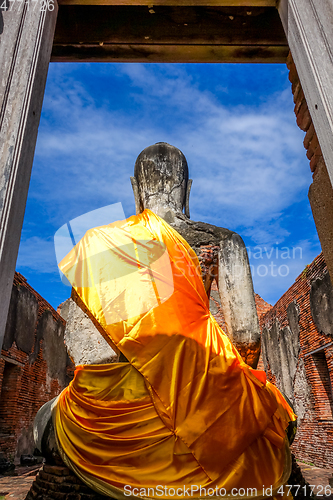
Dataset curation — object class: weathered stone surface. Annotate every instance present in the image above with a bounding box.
[33,398,58,462]
[287,301,301,356]
[132,142,190,219]
[308,161,333,282]
[310,271,333,338]
[2,284,19,350]
[0,0,58,350]
[30,311,68,388]
[260,253,333,468]
[59,298,119,366]
[2,284,38,353]
[293,358,312,420]
[217,232,260,351]
[169,217,234,249]
[261,302,300,402]
[15,287,39,353]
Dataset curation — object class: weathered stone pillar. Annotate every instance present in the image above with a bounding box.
[0,1,57,348]
[278,0,333,187]
[279,1,333,279]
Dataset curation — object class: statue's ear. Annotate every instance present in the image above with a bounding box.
[130,176,141,215]
[185,179,193,218]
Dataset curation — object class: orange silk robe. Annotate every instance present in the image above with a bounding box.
[55,209,296,499]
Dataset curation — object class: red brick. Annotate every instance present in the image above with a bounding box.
[304,123,315,150]
[288,61,298,85]
[296,101,312,132]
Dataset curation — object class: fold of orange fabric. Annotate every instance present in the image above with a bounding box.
[55,209,296,499]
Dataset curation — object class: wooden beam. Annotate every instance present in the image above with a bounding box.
[51,43,288,63]
[53,6,287,48]
[58,0,277,6]
[53,5,287,62]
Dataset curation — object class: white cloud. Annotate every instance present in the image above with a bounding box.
[34,64,310,234]
[18,63,319,305]
[17,237,58,275]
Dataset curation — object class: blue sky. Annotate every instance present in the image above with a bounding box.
[16,62,321,308]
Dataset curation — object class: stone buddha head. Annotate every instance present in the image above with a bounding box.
[131,142,192,222]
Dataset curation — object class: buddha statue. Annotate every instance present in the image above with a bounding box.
[131,142,261,368]
[32,143,296,500]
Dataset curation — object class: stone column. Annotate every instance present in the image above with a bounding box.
[0,0,58,348]
[278,0,333,187]
[279,1,333,280]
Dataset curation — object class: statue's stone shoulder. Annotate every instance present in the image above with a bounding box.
[170,217,235,251]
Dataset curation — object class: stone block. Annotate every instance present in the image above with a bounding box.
[310,271,333,338]
[40,470,68,484]
[44,465,71,476]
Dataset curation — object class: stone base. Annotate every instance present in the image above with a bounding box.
[24,454,312,500]
[24,464,110,500]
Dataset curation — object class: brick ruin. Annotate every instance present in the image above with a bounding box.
[260,253,333,468]
[0,272,73,462]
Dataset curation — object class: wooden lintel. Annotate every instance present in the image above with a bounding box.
[51,43,288,63]
[54,6,287,48]
[53,5,287,62]
[58,0,277,6]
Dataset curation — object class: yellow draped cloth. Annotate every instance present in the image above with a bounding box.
[55,209,296,500]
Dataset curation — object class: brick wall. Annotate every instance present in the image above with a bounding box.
[0,273,72,462]
[261,253,333,468]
